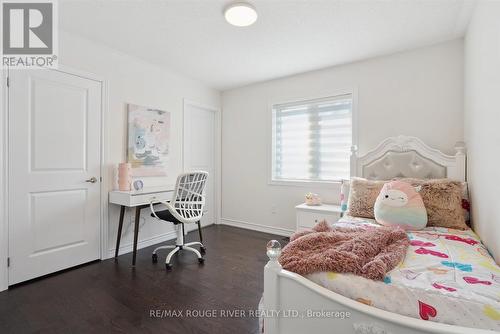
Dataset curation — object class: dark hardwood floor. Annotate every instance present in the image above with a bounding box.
[0,225,286,334]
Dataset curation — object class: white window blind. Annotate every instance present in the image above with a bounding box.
[272,94,353,182]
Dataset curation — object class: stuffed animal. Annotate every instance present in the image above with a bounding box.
[374,180,427,230]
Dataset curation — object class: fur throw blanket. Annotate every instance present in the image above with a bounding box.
[279,221,409,280]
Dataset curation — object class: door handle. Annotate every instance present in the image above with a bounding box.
[85,177,98,183]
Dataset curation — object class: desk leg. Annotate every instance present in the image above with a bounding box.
[114,206,126,259]
[132,206,141,266]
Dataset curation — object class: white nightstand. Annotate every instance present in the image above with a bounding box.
[295,203,343,232]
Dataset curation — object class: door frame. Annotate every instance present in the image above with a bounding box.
[182,99,222,226]
[0,65,109,291]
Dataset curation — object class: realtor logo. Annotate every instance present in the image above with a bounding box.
[2,0,58,68]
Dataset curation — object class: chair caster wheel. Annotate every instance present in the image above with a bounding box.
[198,258,205,264]
[152,253,158,263]
[166,263,172,270]
[200,247,206,254]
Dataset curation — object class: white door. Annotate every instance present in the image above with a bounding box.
[183,101,216,226]
[8,68,102,285]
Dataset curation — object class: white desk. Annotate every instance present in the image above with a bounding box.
[109,185,175,266]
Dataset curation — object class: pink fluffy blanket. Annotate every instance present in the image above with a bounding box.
[279,221,410,280]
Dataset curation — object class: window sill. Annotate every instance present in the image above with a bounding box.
[268,179,343,188]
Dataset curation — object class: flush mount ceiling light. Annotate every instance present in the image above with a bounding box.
[224,2,258,27]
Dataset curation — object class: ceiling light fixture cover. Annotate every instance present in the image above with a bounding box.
[224,2,258,27]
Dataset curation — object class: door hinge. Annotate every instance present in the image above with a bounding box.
[7,257,10,267]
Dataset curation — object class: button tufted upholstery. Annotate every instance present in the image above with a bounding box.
[362,150,446,180]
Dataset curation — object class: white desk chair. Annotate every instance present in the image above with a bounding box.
[150,171,208,270]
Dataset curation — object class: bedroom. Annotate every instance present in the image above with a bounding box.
[0,0,499,333]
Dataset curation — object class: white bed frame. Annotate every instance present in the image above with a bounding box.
[263,136,492,334]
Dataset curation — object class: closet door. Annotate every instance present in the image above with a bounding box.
[8,69,102,285]
[183,101,216,227]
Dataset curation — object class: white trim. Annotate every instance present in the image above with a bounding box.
[99,76,110,260]
[0,65,109,290]
[109,222,213,258]
[220,218,294,237]
[110,230,177,258]
[182,99,222,225]
[267,87,359,186]
[216,104,222,224]
[0,69,9,292]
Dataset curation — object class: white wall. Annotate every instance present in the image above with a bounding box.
[464,1,500,263]
[59,31,221,257]
[221,40,464,234]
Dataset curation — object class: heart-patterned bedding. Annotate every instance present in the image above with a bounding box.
[306,216,500,331]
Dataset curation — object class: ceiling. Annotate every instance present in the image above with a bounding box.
[59,0,475,91]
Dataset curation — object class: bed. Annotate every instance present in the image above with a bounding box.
[262,136,499,334]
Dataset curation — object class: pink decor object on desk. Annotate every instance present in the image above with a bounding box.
[118,163,132,191]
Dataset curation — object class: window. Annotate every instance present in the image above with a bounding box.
[271,93,353,183]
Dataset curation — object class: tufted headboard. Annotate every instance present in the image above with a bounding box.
[350,136,466,182]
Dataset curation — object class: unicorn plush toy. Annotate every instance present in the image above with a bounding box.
[374,181,428,230]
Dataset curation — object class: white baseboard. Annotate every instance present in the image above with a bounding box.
[220,218,294,237]
[107,222,212,258]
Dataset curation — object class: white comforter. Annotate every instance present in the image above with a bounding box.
[306,216,500,331]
